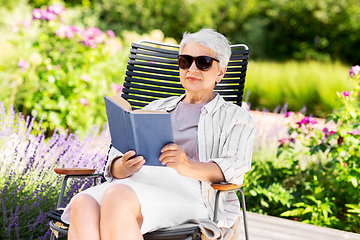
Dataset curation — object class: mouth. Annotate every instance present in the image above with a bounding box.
[186,76,200,82]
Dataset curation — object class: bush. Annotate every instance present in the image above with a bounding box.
[245,64,360,233]
[0,4,127,137]
[0,102,110,239]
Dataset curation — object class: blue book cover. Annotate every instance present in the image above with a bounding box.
[104,95,174,166]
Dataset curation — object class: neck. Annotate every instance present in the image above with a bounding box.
[183,92,215,104]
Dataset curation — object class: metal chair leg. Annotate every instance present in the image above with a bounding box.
[238,188,249,240]
[50,232,56,240]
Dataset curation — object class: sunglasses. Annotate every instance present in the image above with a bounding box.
[177,54,219,71]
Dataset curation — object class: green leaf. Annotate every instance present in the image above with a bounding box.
[350,177,358,187]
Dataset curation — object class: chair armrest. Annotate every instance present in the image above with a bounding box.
[54,168,96,176]
[211,182,243,191]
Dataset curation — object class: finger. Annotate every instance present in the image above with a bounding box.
[130,158,146,172]
[122,150,136,163]
[126,156,145,168]
[160,156,177,166]
[161,143,179,153]
[159,150,178,161]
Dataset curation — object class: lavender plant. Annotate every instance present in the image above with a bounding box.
[0,102,110,239]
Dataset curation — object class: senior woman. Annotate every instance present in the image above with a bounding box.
[61,28,255,240]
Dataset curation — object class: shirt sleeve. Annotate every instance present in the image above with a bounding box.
[212,110,256,186]
[103,146,123,182]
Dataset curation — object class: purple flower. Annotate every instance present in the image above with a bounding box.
[342,91,350,97]
[32,8,42,20]
[285,111,294,118]
[297,116,317,127]
[349,65,360,78]
[18,59,30,69]
[106,30,116,38]
[323,127,336,138]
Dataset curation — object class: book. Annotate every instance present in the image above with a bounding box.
[104,95,174,167]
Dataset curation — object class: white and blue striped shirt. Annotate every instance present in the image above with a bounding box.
[105,93,255,229]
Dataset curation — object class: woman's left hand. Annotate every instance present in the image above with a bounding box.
[159,143,191,175]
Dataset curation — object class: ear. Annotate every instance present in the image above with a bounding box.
[216,66,227,83]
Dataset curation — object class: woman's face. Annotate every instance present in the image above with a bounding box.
[179,42,226,100]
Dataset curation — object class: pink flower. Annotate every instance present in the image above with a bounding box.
[22,20,32,28]
[352,129,360,135]
[323,127,336,138]
[344,162,347,167]
[32,8,42,20]
[106,30,116,38]
[47,5,66,15]
[342,91,350,97]
[18,59,30,69]
[349,65,360,78]
[285,111,294,118]
[44,11,57,21]
[80,73,91,82]
[297,116,317,127]
[79,98,89,106]
[110,83,124,94]
[83,37,97,48]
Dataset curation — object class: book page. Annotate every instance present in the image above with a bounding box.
[107,94,132,112]
[132,109,168,114]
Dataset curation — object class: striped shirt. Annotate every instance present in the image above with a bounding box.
[104,93,255,229]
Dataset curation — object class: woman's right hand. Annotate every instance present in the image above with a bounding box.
[111,150,146,179]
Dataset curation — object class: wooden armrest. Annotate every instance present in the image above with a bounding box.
[54,168,96,176]
[211,182,244,191]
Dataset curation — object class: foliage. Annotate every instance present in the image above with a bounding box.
[250,64,360,233]
[0,4,126,136]
[245,60,352,117]
[0,102,110,239]
[19,0,360,64]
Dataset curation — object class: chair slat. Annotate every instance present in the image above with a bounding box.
[126,71,180,82]
[127,65,179,77]
[123,83,184,95]
[122,41,249,108]
[131,43,179,55]
[128,60,179,70]
[130,49,178,59]
[129,54,177,65]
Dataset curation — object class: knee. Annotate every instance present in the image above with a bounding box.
[71,193,97,211]
[102,184,139,209]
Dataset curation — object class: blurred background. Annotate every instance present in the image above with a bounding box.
[1,0,359,136]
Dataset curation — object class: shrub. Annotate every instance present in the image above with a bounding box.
[270,64,360,232]
[0,4,126,137]
[0,102,110,239]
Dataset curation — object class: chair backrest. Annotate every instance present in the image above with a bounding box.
[121,40,249,109]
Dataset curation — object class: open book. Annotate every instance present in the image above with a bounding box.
[104,95,174,166]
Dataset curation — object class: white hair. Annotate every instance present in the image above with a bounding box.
[179,28,231,69]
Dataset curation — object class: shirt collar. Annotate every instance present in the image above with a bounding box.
[164,93,226,115]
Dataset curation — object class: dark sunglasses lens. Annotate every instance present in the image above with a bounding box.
[178,55,192,70]
[196,56,213,71]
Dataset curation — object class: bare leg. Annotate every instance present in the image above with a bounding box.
[68,193,101,240]
[100,184,143,240]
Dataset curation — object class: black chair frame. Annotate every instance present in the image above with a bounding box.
[49,40,250,240]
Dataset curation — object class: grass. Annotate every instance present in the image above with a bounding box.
[245,60,352,117]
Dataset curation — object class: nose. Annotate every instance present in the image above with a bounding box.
[188,60,199,72]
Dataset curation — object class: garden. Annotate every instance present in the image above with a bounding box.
[1,0,360,239]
